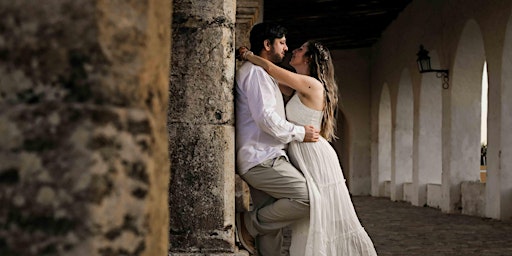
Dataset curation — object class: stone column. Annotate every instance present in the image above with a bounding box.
[0,1,171,255]
[236,0,263,50]
[168,0,241,254]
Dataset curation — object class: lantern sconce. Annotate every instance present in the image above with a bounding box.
[416,45,449,89]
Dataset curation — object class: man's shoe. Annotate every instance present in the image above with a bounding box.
[235,212,255,254]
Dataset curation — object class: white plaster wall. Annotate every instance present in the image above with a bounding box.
[493,9,512,220]
[426,184,442,209]
[376,84,392,197]
[367,0,512,219]
[383,180,391,198]
[331,49,372,195]
[333,112,350,186]
[403,182,413,202]
[413,52,443,207]
[392,69,414,201]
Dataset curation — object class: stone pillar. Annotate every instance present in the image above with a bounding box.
[236,0,263,49]
[0,1,171,255]
[168,0,241,254]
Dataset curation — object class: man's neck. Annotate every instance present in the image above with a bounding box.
[259,51,272,62]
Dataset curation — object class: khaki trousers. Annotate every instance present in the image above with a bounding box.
[241,156,310,256]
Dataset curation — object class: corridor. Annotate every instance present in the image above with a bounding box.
[352,196,512,256]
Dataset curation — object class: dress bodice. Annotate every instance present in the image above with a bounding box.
[285,94,323,131]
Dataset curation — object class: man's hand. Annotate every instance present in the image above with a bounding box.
[303,125,320,142]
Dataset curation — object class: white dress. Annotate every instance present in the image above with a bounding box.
[286,94,377,256]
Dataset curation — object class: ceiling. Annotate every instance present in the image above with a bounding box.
[263,0,412,51]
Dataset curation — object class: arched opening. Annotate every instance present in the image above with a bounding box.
[415,50,443,207]
[393,69,413,202]
[376,83,392,197]
[442,19,485,213]
[480,62,488,179]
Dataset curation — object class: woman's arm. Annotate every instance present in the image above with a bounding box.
[240,49,323,95]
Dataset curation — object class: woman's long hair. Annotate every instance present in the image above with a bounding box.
[305,40,339,142]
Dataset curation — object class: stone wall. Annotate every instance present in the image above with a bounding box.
[0,1,171,255]
[168,0,239,254]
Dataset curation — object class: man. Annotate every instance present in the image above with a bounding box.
[235,22,320,256]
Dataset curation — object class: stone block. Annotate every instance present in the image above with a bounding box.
[173,0,236,22]
[383,180,391,198]
[168,123,236,252]
[461,181,486,217]
[169,26,235,125]
[403,182,413,202]
[170,0,236,126]
[427,183,442,209]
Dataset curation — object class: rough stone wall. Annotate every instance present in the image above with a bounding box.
[168,0,238,254]
[0,1,171,255]
[235,0,262,51]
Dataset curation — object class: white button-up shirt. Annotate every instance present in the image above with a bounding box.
[235,62,305,174]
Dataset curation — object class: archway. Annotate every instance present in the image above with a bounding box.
[442,19,485,213]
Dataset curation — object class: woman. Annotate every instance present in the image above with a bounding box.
[238,41,377,256]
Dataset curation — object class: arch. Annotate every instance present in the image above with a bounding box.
[392,69,414,201]
[413,50,443,207]
[442,19,486,213]
[375,83,392,197]
[480,62,488,148]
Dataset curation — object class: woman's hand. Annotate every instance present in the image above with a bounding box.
[236,46,253,61]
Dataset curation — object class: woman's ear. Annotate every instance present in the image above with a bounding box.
[263,39,271,51]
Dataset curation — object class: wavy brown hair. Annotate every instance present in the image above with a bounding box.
[305,40,339,141]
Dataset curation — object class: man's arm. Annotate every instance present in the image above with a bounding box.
[303,125,320,142]
[242,66,319,143]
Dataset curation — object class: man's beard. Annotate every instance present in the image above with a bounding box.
[269,48,284,64]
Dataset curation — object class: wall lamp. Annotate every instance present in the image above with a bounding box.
[416,45,449,89]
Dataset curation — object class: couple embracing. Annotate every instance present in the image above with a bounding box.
[235,22,377,256]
